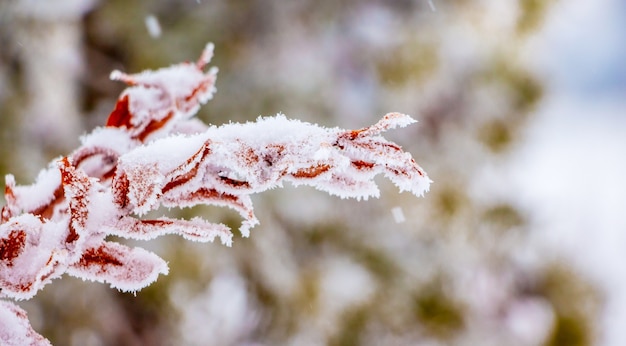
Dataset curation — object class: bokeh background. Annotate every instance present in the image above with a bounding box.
[1,0,624,345]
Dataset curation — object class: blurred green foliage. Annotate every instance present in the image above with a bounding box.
[540,264,600,346]
[413,283,465,339]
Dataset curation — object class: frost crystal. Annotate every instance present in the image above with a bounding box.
[0,42,431,343]
[0,301,51,346]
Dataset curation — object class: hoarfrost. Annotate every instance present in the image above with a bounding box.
[0,301,51,346]
[0,42,430,344]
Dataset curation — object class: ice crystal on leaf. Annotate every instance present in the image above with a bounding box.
[0,42,431,344]
[0,301,51,346]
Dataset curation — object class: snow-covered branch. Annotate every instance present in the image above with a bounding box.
[0,43,430,344]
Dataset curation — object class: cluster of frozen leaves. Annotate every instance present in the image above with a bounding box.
[0,43,430,344]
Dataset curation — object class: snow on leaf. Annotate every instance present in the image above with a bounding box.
[0,41,430,345]
[106,216,233,245]
[111,112,430,236]
[72,127,139,179]
[3,167,62,218]
[0,43,430,300]
[67,241,168,293]
[0,301,51,346]
[106,43,218,141]
[0,214,67,300]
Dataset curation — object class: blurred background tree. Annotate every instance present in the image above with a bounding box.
[0,0,609,345]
